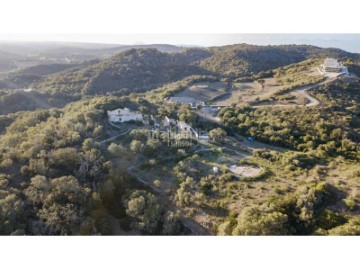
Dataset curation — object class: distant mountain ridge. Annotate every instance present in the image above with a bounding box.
[0,60,99,89]
[32,43,360,96]
[39,44,185,60]
[199,44,359,77]
[34,48,213,95]
[0,50,23,72]
[0,43,185,75]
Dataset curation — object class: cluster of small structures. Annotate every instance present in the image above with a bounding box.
[107,108,210,141]
[107,58,349,151]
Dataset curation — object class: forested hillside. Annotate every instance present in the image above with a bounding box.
[33,44,359,97]
[0,90,77,115]
[34,49,214,96]
[0,96,184,235]
[0,50,21,72]
[198,44,359,77]
[0,61,99,90]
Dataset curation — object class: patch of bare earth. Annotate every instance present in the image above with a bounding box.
[174,81,228,102]
[229,165,262,177]
[214,78,284,106]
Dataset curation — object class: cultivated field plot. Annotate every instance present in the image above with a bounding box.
[174,81,229,102]
[213,78,282,106]
[214,66,323,106]
[252,91,310,107]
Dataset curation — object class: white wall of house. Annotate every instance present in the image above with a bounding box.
[108,108,143,123]
[198,135,210,141]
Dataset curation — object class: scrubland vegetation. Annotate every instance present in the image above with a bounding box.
[0,44,359,235]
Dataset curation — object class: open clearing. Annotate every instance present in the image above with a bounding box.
[229,165,262,177]
[213,77,283,106]
[172,65,327,108]
[174,81,228,102]
[213,66,324,106]
[252,75,341,108]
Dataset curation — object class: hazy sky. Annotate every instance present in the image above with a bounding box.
[1,34,360,53]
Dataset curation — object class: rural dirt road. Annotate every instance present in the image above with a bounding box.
[252,77,337,108]
[198,77,336,121]
[299,89,320,107]
[99,128,130,146]
[231,133,288,153]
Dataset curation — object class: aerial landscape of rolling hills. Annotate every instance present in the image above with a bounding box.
[0,40,360,235]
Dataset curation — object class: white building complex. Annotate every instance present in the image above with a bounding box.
[320,58,349,76]
[108,108,143,123]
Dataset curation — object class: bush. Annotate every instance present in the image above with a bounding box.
[316,210,347,230]
[153,180,161,188]
[108,143,124,157]
[328,217,360,235]
[343,198,357,211]
[232,204,289,235]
